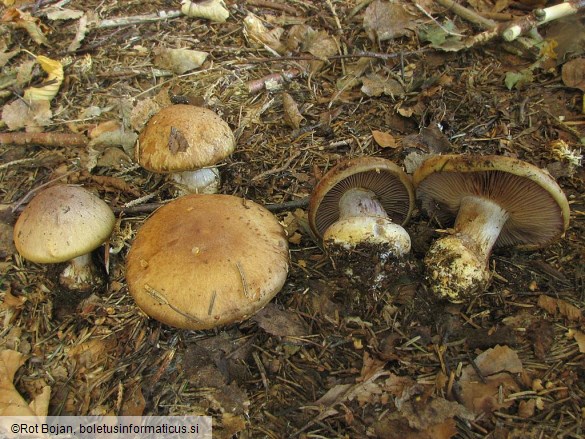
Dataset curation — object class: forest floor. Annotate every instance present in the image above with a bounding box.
[1,0,584,438]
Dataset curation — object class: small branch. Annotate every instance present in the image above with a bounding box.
[96,10,182,29]
[435,0,497,30]
[246,0,300,15]
[246,69,301,94]
[0,132,88,148]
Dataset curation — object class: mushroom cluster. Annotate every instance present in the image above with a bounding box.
[308,157,416,288]
[413,154,570,302]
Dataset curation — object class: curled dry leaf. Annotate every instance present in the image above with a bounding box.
[243,13,287,55]
[181,0,229,23]
[1,7,49,46]
[1,99,52,132]
[153,47,208,74]
[0,349,50,418]
[282,92,303,129]
[537,294,583,321]
[23,55,63,102]
[562,58,585,91]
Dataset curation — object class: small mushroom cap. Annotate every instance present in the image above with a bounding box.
[136,104,235,173]
[413,154,570,250]
[308,157,415,240]
[125,194,290,330]
[13,185,115,263]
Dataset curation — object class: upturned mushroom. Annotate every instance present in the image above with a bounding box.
[13,184,116,291]
[308,157,415,286]
[413,154,570,302]
[136,104,235,194]
[125,194,289,330]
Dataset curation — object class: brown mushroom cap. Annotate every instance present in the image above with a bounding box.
[13,185,116,263]
[413,154,570,250]
[308,157,415,239]
[125,194,290,330]
[136,104,235,173]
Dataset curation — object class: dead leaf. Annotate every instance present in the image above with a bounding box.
[363,0,416,42]
[561,58,585,91]
[282,92,303,129]
[23,55,63,102]
[574,331,585,353]
[1,99,52,132]
[537,294,583,321]
[361,73,405,97]
[372,130,397,148]
[1,8,50,46]
[0,349,50,417]
[153,47,208,74]
[181,0,229,23]
[252,303,309,338]
[527,320,555,360]
[121,385,146,416]
[243,13,286,55]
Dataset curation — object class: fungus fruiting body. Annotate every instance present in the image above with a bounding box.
[125,194,289,330]
[13,184,115,292]
[136,104,235,194]
[308,157,415,287]
[413,154,570,302]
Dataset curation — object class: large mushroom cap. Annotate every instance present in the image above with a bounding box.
[13,185,116,263]
[126,194,290,330]
[308,157,415,240]
[413,154,570,250]
[136,104,235,173]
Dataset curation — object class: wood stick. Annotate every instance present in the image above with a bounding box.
[0,132,88,148]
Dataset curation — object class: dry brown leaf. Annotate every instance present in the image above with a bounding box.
[372,130,397,148]
[153,47,208,74]
[361,73,405,97]
[363,0,416,42]
[252,303,309,338]
[1,8,50,46]
[0,349,49,417]
[537,294,583,321]
[562,58,585,91]
[1,99,52,132]
[121,385,146,416]
[573,330,585,353]
[473,345,523,375]
[282,92,303,129]
[243,12,286,55]
[181,0,229,23]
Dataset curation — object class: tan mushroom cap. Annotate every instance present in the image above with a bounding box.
[308,157,415,239]
[125,194,290,330]
[13,185,116,263]
[136,104,235,173]
[413,154,570,250]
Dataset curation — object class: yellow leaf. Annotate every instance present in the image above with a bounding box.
[23,54,63,102]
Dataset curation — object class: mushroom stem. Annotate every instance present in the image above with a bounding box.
[454,196,510,261]
[324,187,411,256]
[59,253,104,292]
[426,196,509,300]
[338,188,389,219]
[171,167,221,194]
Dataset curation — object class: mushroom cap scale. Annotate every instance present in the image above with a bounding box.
[308,157,415,239]
[136,104,235,173]
[13,185,115,264]
[125,194,289,330]
[413,154,570,250]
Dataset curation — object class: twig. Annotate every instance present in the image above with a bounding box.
[0,132,88,148]
[246,0,300,15]
[96,10,182,29]
[435,0,497,30]
[246,69,301,94]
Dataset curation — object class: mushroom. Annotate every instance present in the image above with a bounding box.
[308,157,415,287]
[13,184,116,291]
[125,194,289,329]
[413,154,570,302]
[136,104,235,194]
